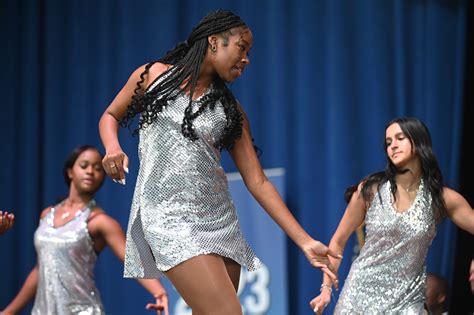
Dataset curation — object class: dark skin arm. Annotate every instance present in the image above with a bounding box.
[99,63,169,182]
[229,102,341,282]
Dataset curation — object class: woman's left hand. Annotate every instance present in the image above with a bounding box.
[309,288,332,315]
[302,239,341,288]
[145,292,169,315]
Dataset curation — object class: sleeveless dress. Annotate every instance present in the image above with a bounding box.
[124,81,261,278]
[32,200,105,315]
[334,179,436,314]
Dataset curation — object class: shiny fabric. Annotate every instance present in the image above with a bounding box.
[124,82,261,278]
[32,200,104,315]
[335,179,436,314]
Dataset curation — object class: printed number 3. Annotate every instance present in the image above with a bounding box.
[175,264,270,315]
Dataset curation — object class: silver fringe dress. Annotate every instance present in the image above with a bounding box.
[32,201,105,315]
[334,180,435,314]
[124,82,261,278]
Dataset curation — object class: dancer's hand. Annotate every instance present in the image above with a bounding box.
[301,239,341,287]
[309,287,332,314]
[146,292,169,315]
[102,149,129,185]
[0,211,15,235]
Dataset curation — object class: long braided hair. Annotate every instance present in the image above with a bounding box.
[120,10,247,151]
[345,117,447,222]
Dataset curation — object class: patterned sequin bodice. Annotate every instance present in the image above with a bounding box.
[136,87,228,212]
[124,82,260,278]
[335,180,436,314]
[32,201,104,315]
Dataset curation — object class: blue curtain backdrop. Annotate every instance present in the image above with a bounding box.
[0,0,468,314]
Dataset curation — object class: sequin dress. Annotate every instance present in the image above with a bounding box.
[124,82,261,278]
[334,180,436,314]
[32,200,105,315]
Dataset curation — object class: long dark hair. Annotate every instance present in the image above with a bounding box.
[120,10,248,151]
[345,117,447,222]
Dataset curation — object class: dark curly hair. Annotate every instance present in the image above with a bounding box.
[345,117,447,223]
[120,10,248,151]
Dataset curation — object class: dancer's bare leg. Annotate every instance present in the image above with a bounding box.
[223,256,241,292]
[165,254,243,315]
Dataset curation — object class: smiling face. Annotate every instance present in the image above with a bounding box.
[207,27,253,82]
[67,149,105,195]
[385,122,417,168]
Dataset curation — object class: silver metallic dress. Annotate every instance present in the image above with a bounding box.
[124,81,261,278]
[32,200,105,315]
[334,179,435,314]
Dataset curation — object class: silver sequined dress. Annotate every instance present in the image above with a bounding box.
[32,201,105,315]
[334,180,435,314]
[124,81,261,278]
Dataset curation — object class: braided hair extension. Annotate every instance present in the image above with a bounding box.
[120,10,248,151]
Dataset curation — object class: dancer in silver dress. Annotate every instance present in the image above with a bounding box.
[1,145,168,315]
[309,117,474,314]
[99,9,341,314]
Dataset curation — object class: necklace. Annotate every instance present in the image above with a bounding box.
[58,199,89,220]
[398,178,421,193]
[61,212,71,220]
[50,199,95,227]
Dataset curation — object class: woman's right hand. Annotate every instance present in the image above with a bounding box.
[102,149,129,184]
[145,293,169,315]
[301,239,341,286]
[309,288,332,314]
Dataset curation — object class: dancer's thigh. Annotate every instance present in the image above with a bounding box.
[223,256,241,292]
[165,254,242,315]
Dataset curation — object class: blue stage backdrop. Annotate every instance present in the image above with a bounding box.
[0,1,468,314]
